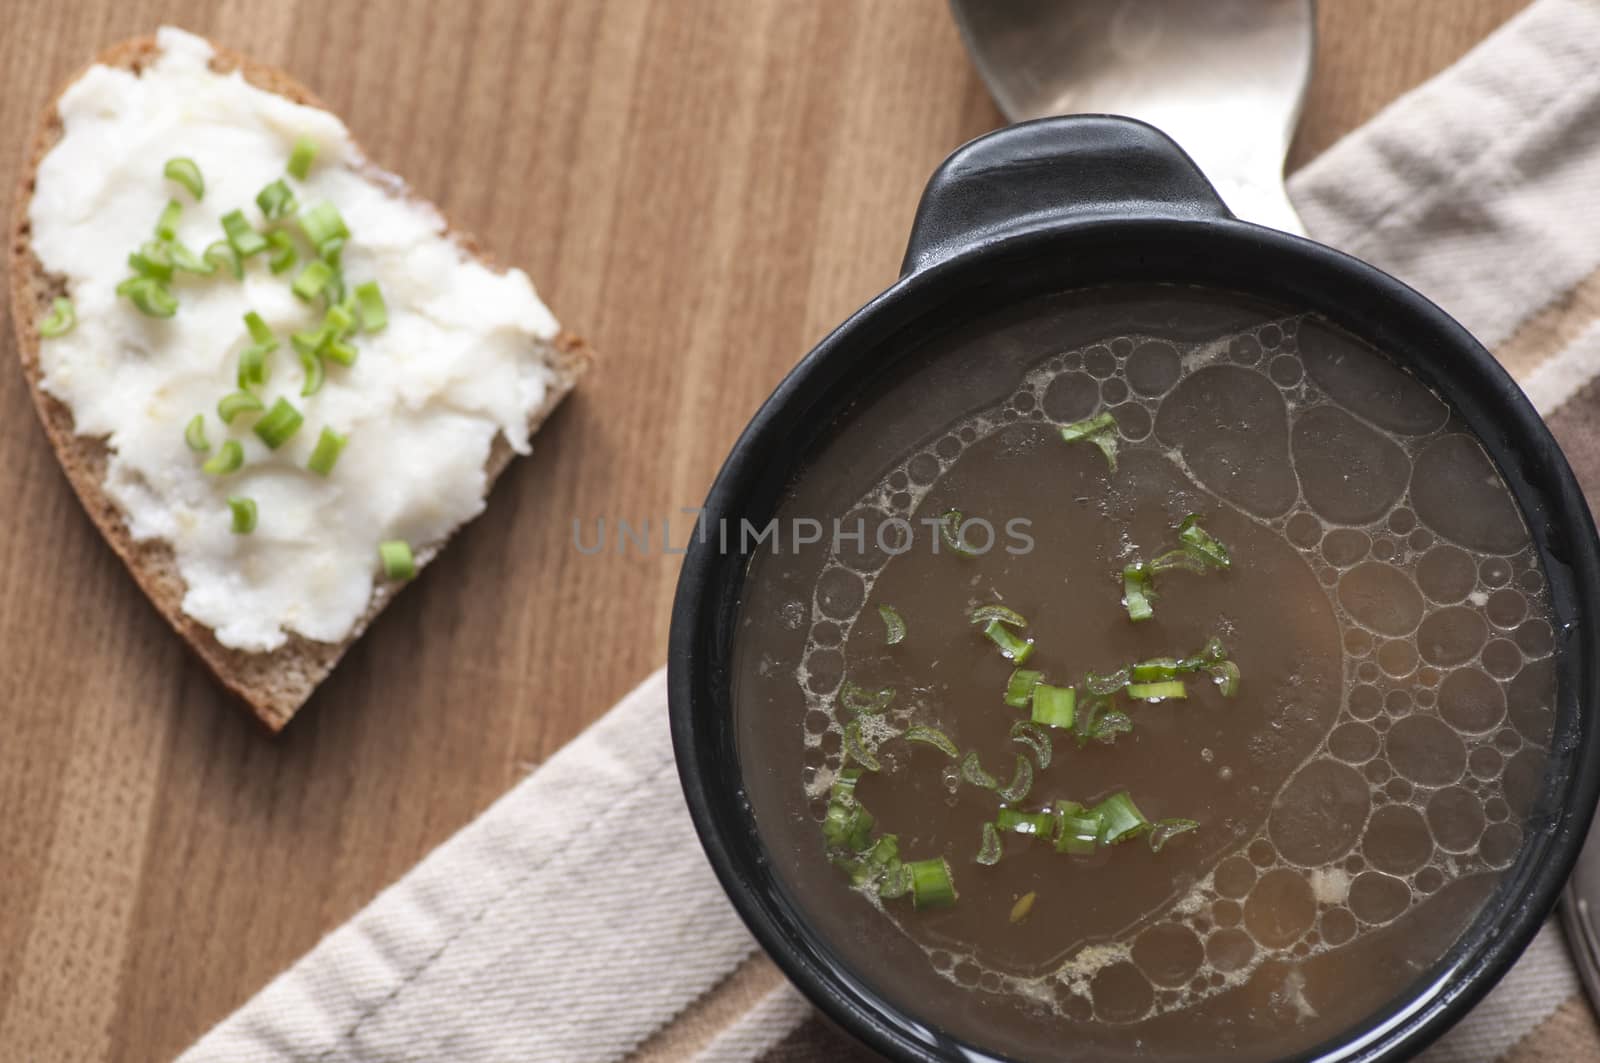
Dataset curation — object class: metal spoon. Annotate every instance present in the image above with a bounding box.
[948,0,1315,234]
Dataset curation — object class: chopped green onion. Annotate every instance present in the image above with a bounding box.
[217,390,264,424]
[354,280,388,332]
[1010,891,1037,923]
[1004,667,1042,708]
[1084,667,1131,696]
[292,259,335,302]
[116,276,177,318]
[1093,791,1151,845]
[155,199,183,241]
[169,241,215,275]
[253,397,303,449]
[1075,695,1133,747]
[842,718,881,772]
[255,178,296,220]
[1009,720,1052,769]
[996,754,1034,803]
[1093,710,1134,744]
[1030,682,1076,729]
[960,751,998,790]
[970,604,1027,627]
[1059,411,1119,471]
[1149,818,1200,853]
[163,157,204,199]
[323,339,358,367]
[903,725,958,759]
[243,310,275,348]
[1149,547,1209,575]
[221,209,268,257]
[266,230,298,274]
[237,345,271,391]
[1131,657,1180,683]
[227,496,258,534]
[982,618,1034,663]
[38,297,75,338]
[823,799,874,852]
[298,201,350,248]
[878,604,906,645]
[184,413,209,453]
[291,326,327,358]
[378,539,416,581]
[287,137,318,180]
[1207,660,1241,697]
[298,348,326,396]
[1178,515,1230,569]
[307,426,348,476]
[1054,803,1104,855]
[908,857,957,909]
[840,681,895,714]
[877,862,913,900]
[205,240,242,279]
[939,509,977,558]
[323,302,356,338]
[201,439,244,475]
[831,767,861,802]
[996,808,1055,836]
[1122,563,1155,622]
[976,822,1003,866]
[319,236,346,269]
[128,241,174,281]
[1127,680,1186,702]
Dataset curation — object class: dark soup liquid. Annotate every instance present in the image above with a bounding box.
[732,285,1555,1061]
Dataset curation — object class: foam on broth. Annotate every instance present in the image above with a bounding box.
[731,286,1555,1060]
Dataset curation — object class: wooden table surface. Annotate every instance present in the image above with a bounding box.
[0,1,1533,1059]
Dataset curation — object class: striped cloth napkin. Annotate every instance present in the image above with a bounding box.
[182,0,1600,1058]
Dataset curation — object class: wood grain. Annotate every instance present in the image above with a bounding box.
[0,0,1530,1059]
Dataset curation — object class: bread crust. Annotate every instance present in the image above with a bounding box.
[9,35,590,730]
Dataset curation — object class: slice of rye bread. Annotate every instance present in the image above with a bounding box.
[9,35,592,731]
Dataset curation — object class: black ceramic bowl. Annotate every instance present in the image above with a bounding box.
[668,115,1600,1061]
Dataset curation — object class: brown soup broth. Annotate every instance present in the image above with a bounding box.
[731,285,1554,1060]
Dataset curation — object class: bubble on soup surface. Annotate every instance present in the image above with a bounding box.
[1411,435,1529,553]
[1109,402,1153,440]
[803,649,844,694]
[1377,639,1419,679]
[1508,657,1556,745]
[1486,588,1528,628]
[1438,667,1505,733]
[1338,563,1425,636]
[1154,365,1299,518]
[1322,529,1371,568]
[1101,377,1129,404]
[1385,715,1466,786]
[1132,924,1205,987]
[1427,786,1486,852]
[1329,722,1380,762]
[1417,607,1489,667]
[1268,759,1371,864]
[1286,511,1323,548]
[1091,961,1154,1022]
[1205,927,1256,972]
[1085,345,1118,379]
[1416,545,1477,604]
[1363,805,1432,875]
[1041,370,1101,423]
[1298,320,1448,434]
[1516,619,1554,657]
[1213,898,1242,927]
[1481,822,1523,867]
[814,567,865,618]
[1292,406,1410,524]
[1245,869,1317,948]
[1126,340,1181,396]
[1349,684,1383,719]
[1483,639,1523,679]
[1230,334,1262,365]
[1349,872,1411,924]
[1320,907,1358,946]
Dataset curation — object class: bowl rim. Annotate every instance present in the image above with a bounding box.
[668,215,1600,1063]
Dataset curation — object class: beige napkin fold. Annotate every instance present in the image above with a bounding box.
[184,0,1600,1058]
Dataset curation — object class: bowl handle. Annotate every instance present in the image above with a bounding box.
[900,114,1233,277]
